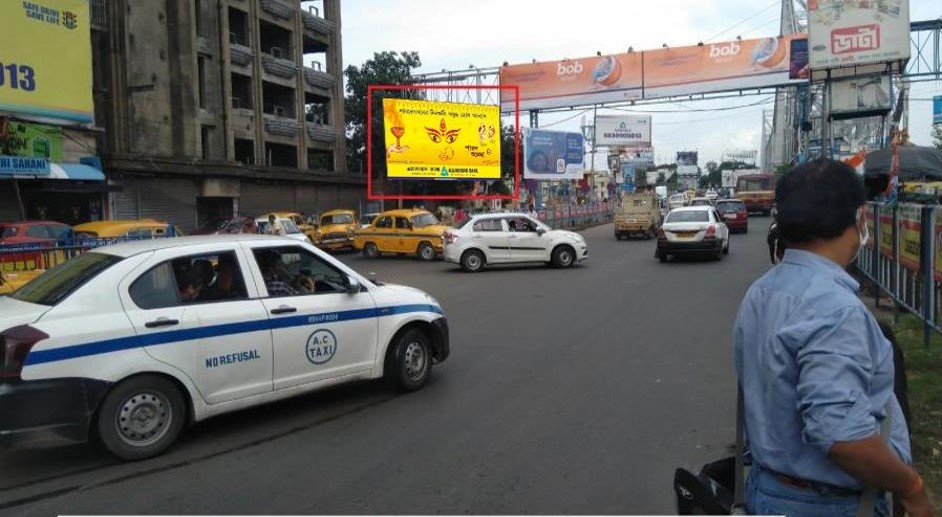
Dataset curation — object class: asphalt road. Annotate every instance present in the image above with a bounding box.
[0,218,775,516]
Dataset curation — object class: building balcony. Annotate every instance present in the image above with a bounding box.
[260,0,296,21]
[303,67,335,91]
[230,44,254,68]
[264,115,301,138]
[301,9,334,36]
[307,123,337,143]
[262,54,298,79]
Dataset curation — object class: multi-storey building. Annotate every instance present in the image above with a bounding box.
[90,0,362,229]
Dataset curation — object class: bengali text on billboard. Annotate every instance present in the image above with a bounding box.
[594,115,651,147]
[0,1,93,124]
[523,128,585,181]
[382,99,501,179]
[808,0,910,69]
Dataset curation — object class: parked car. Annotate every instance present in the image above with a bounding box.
[360,212,381,229]
[0,221,75,246]
[73,220,184,239]
[443,213,588,272]
[316,209,359,251]
[0,234,448,460]
[259,212,318,243]
[714,199,749,233]
[255,217,309,244]
[688,197,714,207]
[355,209,449,261]
[656,206,730,262]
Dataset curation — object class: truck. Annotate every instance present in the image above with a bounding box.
[614,190,663,240]
[735,173,775,215]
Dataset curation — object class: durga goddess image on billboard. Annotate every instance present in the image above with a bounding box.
[382,98,501,179]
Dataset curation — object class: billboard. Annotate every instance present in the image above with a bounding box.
[643,36,799,99]
[595,115,652,147]
[500,54,643,112]
[808,0,910,69]
[830,75,892,116]
[382,98,501,179]
[933,95,942,125]
[1,121,63,161]
[0,1,93,124]
[676,152,698,166]
[523,128,584,180]
[621,147,654,167]
[789,38,810,79]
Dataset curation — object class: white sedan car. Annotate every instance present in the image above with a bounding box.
[655,206,730,262]
[0,235,448,460]
[443,213,588,272]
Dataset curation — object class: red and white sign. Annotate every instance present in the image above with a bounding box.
[809,0,909,69]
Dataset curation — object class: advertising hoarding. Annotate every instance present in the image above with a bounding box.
[382,98,501,179]
[499,54,643,112]
[934,95,942,125]
[830,75,892,116]
[789,38,810,79]
[621,146,655,167]
[523,128,584,180]
[641,36,800,99]
[1,121,63,161]
[676,152,699,166]
[0,1,93,124]
[808,0,910,69]
[595,115,651,147]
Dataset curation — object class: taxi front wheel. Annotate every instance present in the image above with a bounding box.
[95,375,186,461]
[385,329,432,392]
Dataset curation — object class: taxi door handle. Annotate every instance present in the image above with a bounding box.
[145,318,179,328]
[270,306,297,314]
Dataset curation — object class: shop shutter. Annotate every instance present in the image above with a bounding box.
[136,178,199,231]
[0,182,22,221]
[114,181,140,220]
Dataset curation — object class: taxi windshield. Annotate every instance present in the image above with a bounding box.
[10,252,122,306]
[411,213,439,228]
[321,214,354,225]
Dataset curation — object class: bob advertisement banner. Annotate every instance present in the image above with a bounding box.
[523,128,585,180]
[0,1,93,124]
[500,35,803,111]
[382,99,501,179]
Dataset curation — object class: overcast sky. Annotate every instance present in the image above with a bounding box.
[337,0,941,168]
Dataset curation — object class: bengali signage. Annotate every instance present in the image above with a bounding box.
[808,0,910,69]
[523,128,584,180]
[2,121,63,161]
[382,99,501,179]
[594,115,651,147]
[0,1,93,123]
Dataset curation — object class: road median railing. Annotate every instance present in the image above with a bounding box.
[536,202,615,230]
[858,202,942,347]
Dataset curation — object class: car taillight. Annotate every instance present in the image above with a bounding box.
[444,232,458,244]
[705,225,716,237]
[738,210,747,218]
[1,325,48,380]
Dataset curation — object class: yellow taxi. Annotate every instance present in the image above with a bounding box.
[73,220,184,239]
[354,208,449,261]
[259,212,318,243]
[316,209,359,251]
[0,270,42,294]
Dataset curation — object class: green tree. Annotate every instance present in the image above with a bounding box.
[343,51,422,175]
[933,124,942,150]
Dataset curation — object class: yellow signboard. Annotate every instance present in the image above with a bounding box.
[382,99,501,179]
[0,1,93,124]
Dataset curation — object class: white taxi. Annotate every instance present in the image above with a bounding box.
[442,213,588,272]
[0,235,449,460]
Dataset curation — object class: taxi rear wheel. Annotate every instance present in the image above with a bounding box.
[95,375,186,461]
[417,242,435,261]
[385,329,432,392]
[363,242,380,259]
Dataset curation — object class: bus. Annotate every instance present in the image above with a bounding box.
[735,173,775,215]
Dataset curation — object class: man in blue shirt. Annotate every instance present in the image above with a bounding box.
[734,159,932,516]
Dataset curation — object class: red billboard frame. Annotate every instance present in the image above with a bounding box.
[366,84,520,202]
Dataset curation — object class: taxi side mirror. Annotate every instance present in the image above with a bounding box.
[346,276,361,295]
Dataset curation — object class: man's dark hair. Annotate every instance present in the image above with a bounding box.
[775,159,866,244]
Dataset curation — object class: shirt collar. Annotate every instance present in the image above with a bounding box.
[781,249,860,292]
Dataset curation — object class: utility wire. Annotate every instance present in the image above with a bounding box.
[608,97,773,114]
[704,0,780,42]
[540,108,592,127]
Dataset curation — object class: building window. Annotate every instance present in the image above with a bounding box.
[304,95,329,124]
[228,7,248,46]
[201,125,213,159]
[266,143,297,169]
[231,72,253,110]
[234,138,255,164]
[194,0,204,37]
[263,82,296,118]
[308,150,333,172]
[197,56,207,109]
[259,20,293,59]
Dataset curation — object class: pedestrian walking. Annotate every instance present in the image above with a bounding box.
[734,159,932,517]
